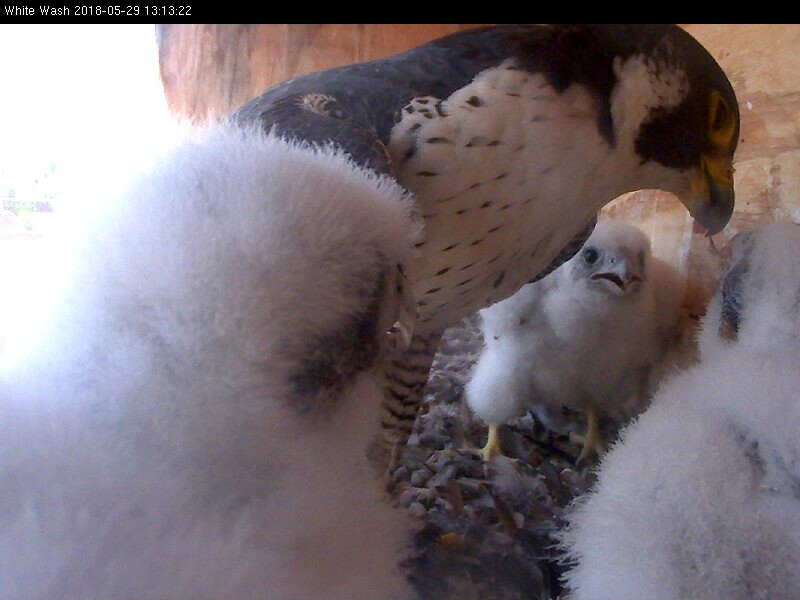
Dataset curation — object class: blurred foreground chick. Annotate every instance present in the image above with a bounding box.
[466,220,683,462]
[0,125,421,600]
[562,221,800,600]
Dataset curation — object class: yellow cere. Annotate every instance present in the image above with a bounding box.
[701,154,734,186]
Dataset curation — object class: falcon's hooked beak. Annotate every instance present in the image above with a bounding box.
[687,154,735,236]
[590,257,642,296]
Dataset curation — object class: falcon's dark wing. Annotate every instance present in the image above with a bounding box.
[231,25,620,174]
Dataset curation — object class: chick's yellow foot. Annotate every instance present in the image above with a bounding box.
[569,407,604,465]
[481,424,502,462]
[569,432,605,464]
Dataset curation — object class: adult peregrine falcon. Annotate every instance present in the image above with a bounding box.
[234,24,740,454]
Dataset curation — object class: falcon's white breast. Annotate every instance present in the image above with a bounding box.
[388,64,611,330]
[388,59,690,331]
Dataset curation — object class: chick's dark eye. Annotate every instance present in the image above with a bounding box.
[583,247,599,265]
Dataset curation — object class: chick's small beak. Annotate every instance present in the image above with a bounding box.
[590,258,642,295]
[688,154,735,236]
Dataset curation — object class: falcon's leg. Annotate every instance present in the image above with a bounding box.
[569,406,604,464]
[379,329,443,470]
[481,423,502,461]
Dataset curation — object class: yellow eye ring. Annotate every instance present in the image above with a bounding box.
[709,89,736,148]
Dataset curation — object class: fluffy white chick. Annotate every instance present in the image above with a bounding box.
[466,220,683,462]
[0,125,421,600]
[562,221,800,600]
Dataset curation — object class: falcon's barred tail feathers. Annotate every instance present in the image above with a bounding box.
[235,24,739,453]
[0,126,420,599]
[561,221,800,600]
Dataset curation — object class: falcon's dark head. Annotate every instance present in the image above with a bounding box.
[520,24,739,235]
[599,25,739,235]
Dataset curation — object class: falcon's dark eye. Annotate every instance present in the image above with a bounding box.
[709,89,735,147]
[712,99,729,132]
[582,247,600,265]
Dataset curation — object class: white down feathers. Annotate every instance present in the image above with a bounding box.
[0,126,421,600]
[562,221,800,600]
[466,220,683,427]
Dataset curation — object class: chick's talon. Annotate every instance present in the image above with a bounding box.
[570,407,604,465]
[480,424,502,462]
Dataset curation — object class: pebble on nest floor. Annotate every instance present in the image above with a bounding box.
[390,314,635,600]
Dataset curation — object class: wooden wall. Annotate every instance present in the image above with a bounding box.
[156,25,485,122]
[157,24,800,307]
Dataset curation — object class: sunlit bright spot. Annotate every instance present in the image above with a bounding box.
[0,25,178,370]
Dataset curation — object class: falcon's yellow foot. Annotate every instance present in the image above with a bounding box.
[386,440,402,476]
[385,265,417,352]
[481,424,503,462]
[569,407,604,465]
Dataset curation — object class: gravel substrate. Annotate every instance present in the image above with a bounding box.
[388,314,611,600]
